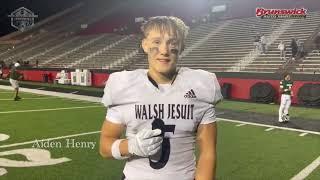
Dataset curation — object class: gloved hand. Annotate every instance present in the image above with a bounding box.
[128,128,163,157]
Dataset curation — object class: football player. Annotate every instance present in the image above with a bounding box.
[279,73,293,122]
[8,63,22,101]
[100,16,223,180]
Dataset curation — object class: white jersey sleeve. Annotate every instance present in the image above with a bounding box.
[101,73,115,108]
[199,72,223,124]
[101,70,144,107]
[101,73,124,124]
[105,106,124,124]
[101,70,144,123]
[200,104,216,124]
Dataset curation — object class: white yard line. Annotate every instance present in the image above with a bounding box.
[0,105,101,114]
[265,127,275,131]
[0,131,101,149]
[299,132,308,137]
[36,87,46,90]
[217,118,320,135]
[0,85,101,103]
[0,97,60,101]
[290,156,320,180]
[236,123,246,127]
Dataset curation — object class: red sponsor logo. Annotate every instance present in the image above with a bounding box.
[256,7,307,18]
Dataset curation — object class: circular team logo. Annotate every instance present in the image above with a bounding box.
[8,7,38,32]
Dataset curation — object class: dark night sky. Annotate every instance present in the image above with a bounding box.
[0,0,84,36]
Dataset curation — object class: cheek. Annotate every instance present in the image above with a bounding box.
[170,48,179,55]
[169,48,179,60]
[149,47,159,55]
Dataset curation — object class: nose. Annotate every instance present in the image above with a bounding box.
[159,42,169,56]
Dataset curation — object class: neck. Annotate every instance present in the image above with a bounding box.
[148,68,177,84]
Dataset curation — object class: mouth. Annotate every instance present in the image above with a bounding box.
[157,58,170,63]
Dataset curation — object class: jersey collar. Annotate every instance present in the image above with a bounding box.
[147,68,180,89]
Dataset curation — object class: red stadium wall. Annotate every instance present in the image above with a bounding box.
[6,69,320,105]
[92,73,109,87]
[19,70,59,82]
[10,69,110,88]
[218,78,319,104]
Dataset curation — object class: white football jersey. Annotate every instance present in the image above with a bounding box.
[102,67,222,180]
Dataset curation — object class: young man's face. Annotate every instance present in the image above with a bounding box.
[142,29,182,75]
[285,75,291,81]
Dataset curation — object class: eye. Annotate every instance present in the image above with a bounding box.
[152,40,160,45]
[169,40,178,47]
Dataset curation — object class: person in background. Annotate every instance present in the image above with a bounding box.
[260,34,267,54]
[297,40,306,60]
[8,63,23,101]
[35,60,39,68]
[0,64,3,79]
[313,32,320,55]
[279,73,293,123]
[254,33,261,51]
[278,41,286,60]
[290,38,298,60]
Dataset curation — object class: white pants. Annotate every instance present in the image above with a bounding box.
[9,79,19,89]
[279,94,291,120]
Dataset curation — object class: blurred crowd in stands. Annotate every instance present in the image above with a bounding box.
[254,31,320,61]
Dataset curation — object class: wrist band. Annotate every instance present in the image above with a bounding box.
[111,139,129,160]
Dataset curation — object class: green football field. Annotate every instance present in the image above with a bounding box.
[0,89,319,180]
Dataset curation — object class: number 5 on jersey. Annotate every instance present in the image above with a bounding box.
[149,118,175,169]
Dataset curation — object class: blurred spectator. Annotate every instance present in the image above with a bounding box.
[290,38,298,60]
[254,33,261,51]
[0,60,5,67]
[278,41,286,60]
[0,64,3,79]
[35,60,39,68]
[313,32,320,55]
[297,41,306,60]
[260,34,267,54]
[191,16,196,26]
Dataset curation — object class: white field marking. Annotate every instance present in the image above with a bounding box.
[70,99,97,104]
[0,85,101,103]
[0,105,101,114]
[236,123,246,127]
[70,91,79,94]
[0,168,7,176]
[265,127,275,131]
[0,134,10,141]
[36,87,46,90]
[0,97,60,101]
[0,92,12,93]
[290,156,320,180]
[217,118,320,135]
[0,131,100,149]
[299,132,308,137]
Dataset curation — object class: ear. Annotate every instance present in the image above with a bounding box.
[141,39,148,54]
[179,43,185,54]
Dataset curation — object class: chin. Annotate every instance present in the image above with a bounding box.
[158,67,176,75]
